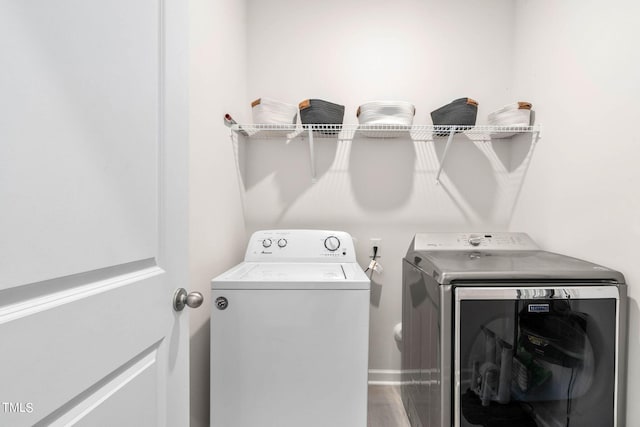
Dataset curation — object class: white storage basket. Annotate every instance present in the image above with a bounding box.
[251,97,298,125]
[488,102,533,138]
[356,101,415,138]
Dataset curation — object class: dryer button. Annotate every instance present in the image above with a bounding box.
[469,235,483,246]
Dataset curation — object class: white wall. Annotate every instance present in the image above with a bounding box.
[189,0,247,425]
[510,0,640,424]
[243,0,523,376]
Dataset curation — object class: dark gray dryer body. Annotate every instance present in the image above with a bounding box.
[401,232,627,427]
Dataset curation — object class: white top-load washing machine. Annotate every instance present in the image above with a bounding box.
[210,229,370,427]
[401,232,627,427]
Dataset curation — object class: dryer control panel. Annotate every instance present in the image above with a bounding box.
[245,229,356,262]
[413,232,539,251]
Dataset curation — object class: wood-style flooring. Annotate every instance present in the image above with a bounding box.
[367,384,410,427]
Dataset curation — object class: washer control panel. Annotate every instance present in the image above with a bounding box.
[245,230,356,262]
[413,232,539,251]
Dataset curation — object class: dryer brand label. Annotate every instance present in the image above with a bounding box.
[528,303,550,313]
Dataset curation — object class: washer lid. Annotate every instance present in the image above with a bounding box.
[211,262,370,290]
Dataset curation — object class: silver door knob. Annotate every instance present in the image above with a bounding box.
[173,288,204,311]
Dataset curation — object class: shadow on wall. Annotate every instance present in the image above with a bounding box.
[236,131,537,227]
[427,133,534,224]
[370,274,383,307]
[432,135,498,220]
[349,137,415,211]
[238,137,337,217]
[491,134,532,173]
[190,317,211,427]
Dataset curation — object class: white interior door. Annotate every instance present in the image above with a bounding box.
[0,1,191,426]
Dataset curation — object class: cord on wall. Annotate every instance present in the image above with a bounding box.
[365,245,383,278]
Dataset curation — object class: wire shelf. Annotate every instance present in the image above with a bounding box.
[230,123,540,140]
[228,123,540,182]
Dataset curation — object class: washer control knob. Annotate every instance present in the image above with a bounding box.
[278,239,287,248]
[324,236,341,252]
[262,239,272,248]
[469,235,483,247]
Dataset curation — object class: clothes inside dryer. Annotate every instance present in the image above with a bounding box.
[459,297,616,427]
[518,300,590,368]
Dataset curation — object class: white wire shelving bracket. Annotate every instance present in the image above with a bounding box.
[228,123,541,182]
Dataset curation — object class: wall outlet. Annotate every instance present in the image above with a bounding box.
[370,238,382,258]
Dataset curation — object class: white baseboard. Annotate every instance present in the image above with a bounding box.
[368,369,402,385]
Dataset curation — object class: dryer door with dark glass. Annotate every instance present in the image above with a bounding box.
[454,286,620,427]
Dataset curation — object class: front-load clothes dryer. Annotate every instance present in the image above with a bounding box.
[210,229,370,427]
[401,232,627,427]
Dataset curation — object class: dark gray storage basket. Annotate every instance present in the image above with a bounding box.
[431,97,478,136]
[299,99,345,134]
